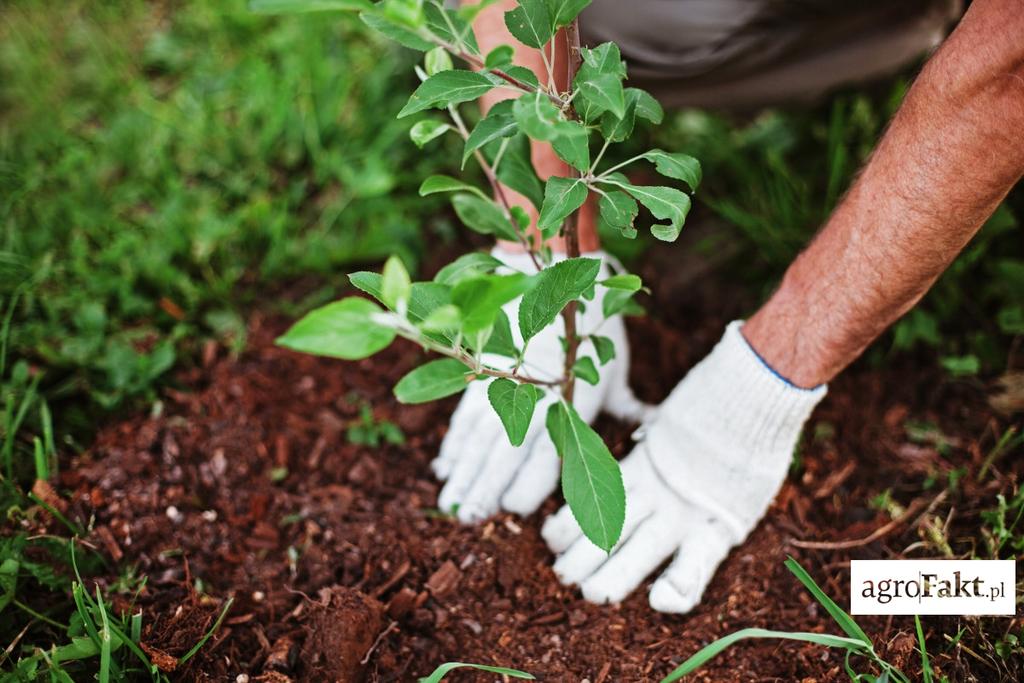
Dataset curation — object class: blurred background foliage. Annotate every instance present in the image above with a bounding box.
[1,0,450,460]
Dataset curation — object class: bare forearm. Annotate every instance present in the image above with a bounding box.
[745,0,1024,387]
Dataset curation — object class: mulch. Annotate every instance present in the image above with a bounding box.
[59,245,1023,682]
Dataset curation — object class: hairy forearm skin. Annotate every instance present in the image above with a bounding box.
[744,0,1024,388]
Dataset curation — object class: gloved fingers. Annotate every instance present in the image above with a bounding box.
[580,516,681,605]
[432,385,490,480]
[550,497,653,586]
[436,423,504,514]
[500,435,561,516]
[540,502,584,554]
[648,517,734,614]
[453,419,547,523]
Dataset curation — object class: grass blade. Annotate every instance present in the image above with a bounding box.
[33,437,49,481]
[660,628,869,682]
[95,587,113,683]
[178,597,234,666]
[418,661,536,682]
[784,556,872,646]
[915,615,933,683]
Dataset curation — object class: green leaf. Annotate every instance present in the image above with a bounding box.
[463,100,517,168]
[512,91,569,141]
[503,65,541,89]
[597,190,638,238]
[360,12,434,50]
[424,2,479,53]
[659,628,870,683]
[424,47,453,75]
[575,73,625,120]
[451,194,518,241]
[452,272,535,334]
[572,356,599,385]
[551,123,590,172]
[394,359,474,404]
[598,91,637,142]
[519,257,601,342]
[574,43,626,122]
[420,175,487,200]
[418,661,535,683]
[630,87,664,124]
[455,0,503,22]
[381,255,411,310]
[640,150,702,191]
[546,401,625,552]
[398,70,495,118]
[579,42,626,78]
[349,273,452,325]
[481,309,519,357]
[250,0,373,13]
[601,176,691,242]
[484,44,515,69]
[510,205,530,231]
[599,274,641,291]
[487,378,543,446]
[545,0,592,28]
[434,252,504,285]
[410,120,451,148]
[537,177,587,235]
[590,335,615,365]
[383,0,425,27]
[420,304,461,333]
[503,0,553,48]
[602,289,643,317]
[494,135,543,209]
[277,297,395,360]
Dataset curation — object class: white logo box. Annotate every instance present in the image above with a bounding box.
[850,559,1017,615]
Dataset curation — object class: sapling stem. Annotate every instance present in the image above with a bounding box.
[553,18,585,402]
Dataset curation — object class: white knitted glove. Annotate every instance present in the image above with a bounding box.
[433,247,652,524]
[542,321,826,613]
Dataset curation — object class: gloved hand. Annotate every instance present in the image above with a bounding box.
[432,247,652,524]
[542,321,827,613]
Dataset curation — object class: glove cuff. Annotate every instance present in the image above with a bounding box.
[668,320,826,455]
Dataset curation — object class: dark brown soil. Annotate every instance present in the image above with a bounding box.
[63,247,1023,682]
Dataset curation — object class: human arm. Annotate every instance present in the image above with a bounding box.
[744,0,1024,387]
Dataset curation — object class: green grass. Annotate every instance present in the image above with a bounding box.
[1,0,453,454]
